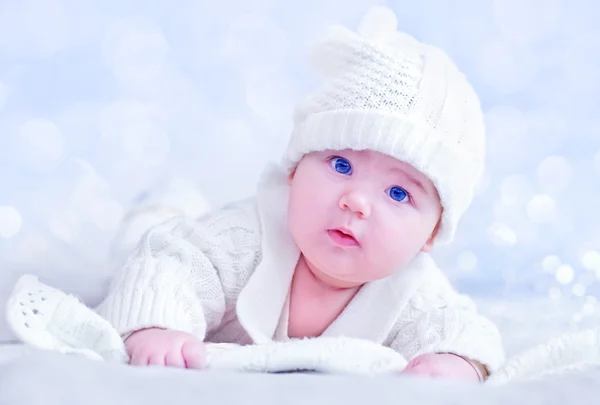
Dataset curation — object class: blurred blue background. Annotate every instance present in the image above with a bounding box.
[0,0,599,324]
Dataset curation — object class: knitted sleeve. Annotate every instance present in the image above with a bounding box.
[95,200,262,341]
[388,274,505,374]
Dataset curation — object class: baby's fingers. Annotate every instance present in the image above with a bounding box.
[165,350,186,368]
[130,349,150,366]
[182,341,206,369]
[147,352,167,366]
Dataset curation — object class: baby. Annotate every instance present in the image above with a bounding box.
[96,25,505,381]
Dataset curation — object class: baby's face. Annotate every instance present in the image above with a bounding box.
[287,149,442,288]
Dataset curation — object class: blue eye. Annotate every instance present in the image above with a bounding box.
[388,186,409,203]
[330,157,352,175]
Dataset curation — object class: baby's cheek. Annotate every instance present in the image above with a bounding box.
[375,239,412,271]
[366,247,397,278]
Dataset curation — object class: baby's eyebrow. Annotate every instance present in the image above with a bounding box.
[389,167,427,194]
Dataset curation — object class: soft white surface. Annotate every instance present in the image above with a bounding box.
[1,342,600,405]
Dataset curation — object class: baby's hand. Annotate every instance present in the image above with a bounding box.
[401,353,482,381]
[124,328,206,369]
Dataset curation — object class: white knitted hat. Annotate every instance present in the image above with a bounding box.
[281,16,486,246]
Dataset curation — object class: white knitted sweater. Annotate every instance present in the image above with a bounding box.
[95,164,505,372]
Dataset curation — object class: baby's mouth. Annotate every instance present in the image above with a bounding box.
[328,228,360,247]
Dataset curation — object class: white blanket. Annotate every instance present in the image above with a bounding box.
[5,274,600,384]
[3,345,600,405]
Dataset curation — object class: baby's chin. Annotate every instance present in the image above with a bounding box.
[310,260,389,288]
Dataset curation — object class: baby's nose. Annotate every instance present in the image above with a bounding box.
[339,191,371,219]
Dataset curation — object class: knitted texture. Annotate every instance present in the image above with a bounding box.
[282,25,486,245]
[95,199,263,340]
[385,277,505,372]
[487,328,600,385]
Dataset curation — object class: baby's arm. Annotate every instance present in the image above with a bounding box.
[95,201,261,367]
[390,274,504,381]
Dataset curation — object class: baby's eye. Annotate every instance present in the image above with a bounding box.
[329,157,352,175]
[387,186,409,203]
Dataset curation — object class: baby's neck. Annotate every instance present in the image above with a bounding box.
[287,255,360,339]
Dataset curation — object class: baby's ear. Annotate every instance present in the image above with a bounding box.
[421,221,440,253]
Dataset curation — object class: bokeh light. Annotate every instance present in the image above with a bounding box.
[0,206,23,239]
